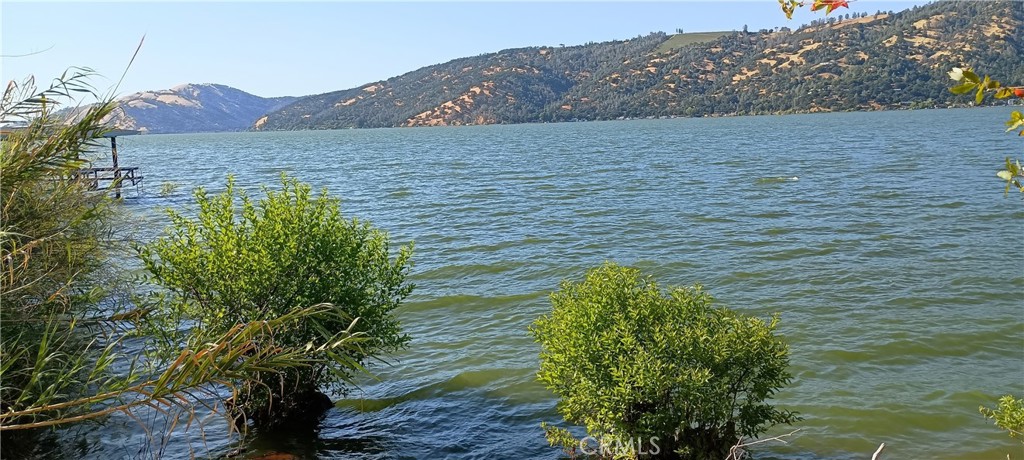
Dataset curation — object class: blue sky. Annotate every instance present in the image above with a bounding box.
[2,1,932,99]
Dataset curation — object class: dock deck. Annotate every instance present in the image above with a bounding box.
[72,166,145,193]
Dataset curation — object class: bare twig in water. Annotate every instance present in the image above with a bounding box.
[726,429,803,460]
[872,443,886,460]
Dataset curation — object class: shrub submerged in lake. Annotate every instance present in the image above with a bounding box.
[530,263,798,459]
[139,174,414,429]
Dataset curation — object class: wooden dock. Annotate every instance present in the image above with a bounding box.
[95,130,143,198]
[71,166,145,195]
[2,127,145,198]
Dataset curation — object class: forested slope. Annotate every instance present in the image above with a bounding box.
[255,0,1023,130]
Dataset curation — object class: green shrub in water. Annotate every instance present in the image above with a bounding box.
[981,395,1024,443]
[140,174,413,428]
[530,263,798,459]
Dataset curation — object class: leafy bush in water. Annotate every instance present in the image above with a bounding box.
[140,175,413,428]
[981,395,1024,443]
[1,71,358,456]
[530,263,798,459]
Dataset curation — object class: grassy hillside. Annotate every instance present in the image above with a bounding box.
[654,31,731,53]
[255,0,1023,131]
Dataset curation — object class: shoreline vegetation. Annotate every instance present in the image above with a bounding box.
[2,73,1021,460]
[0,72,391,457]
[2,1,1022,459]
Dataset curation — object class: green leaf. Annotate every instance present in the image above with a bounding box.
[997,170,1014,181]
[962,69,980,84]
[950,82,976,95]
[995,88,1014,99]
[982,76,999,91]
[975,87,985,105]
[778,0,803,20]
[1006,111,1024,132]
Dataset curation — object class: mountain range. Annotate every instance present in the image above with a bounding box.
[96,84,295,134]
[98,0,1023,134]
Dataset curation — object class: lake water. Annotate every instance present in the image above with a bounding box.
[76,108,1023,459]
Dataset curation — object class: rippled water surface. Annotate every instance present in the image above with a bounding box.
[83,108,1023,459]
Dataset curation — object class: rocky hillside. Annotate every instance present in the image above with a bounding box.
[253,36,662,130]
[99,84,295,134]
[255,0,1022,130]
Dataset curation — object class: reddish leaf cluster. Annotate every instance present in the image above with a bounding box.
[811,0,851,14]
[778,0,850,19]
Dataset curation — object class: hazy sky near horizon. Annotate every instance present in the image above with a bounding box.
[3,1,933,99]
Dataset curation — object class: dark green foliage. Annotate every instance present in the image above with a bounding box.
[139,175,413,428]
[530,263,798,460]
[1,71,117,317]
[257,0,1023,130]
[1,70,121,436]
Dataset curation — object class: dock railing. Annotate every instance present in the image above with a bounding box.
[71,166,144,197]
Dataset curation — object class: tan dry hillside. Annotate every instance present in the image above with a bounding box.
[252,0,1023,130]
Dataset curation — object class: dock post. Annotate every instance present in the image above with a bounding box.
[110,136,121,199]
